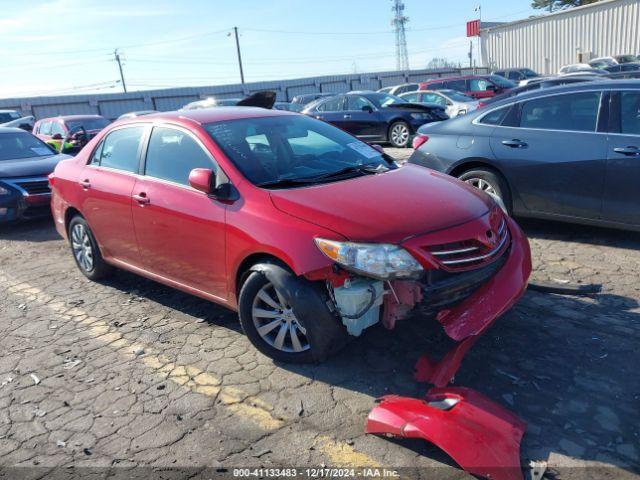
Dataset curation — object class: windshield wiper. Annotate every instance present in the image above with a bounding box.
[257,164,389,189]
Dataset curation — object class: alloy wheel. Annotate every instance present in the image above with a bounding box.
[71,224,94,272]
[251,282,310,353]
[465,177,499,198]
[390,123,410,147]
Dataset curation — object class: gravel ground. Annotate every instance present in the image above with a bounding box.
[0,148,638,479]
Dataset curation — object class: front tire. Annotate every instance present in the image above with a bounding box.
[238,267,347,363]
[388,121,411,148]
[458,167,512,214]
[68,215,112,281]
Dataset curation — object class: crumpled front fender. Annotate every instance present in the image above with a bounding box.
[366,388,526,480]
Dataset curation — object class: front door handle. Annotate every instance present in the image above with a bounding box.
[613,146,640,156]
[132,193,150,205]
[79,179,91,189]
[501,139,528,148]
[343,114,352,119]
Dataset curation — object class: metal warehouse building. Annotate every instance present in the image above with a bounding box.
[480,0,640,74]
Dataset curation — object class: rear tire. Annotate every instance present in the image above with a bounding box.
[238,266,347,363]
[458,167,512,214]
[68,215,113,281]
[388,121,411,148]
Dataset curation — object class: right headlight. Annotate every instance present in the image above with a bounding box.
[0,184,10,196]
[315,238,424,280]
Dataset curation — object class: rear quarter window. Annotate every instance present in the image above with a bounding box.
[478,106,510,126]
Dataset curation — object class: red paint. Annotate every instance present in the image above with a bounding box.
[51,107,529,325]
[467,19,481,37]
[381,280,423,329]
[367,388,526,480]
[188,168,214,193]
[418,75,513,99]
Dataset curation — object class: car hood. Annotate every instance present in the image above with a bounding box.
[0,154,68,179]
[269,164,492,243]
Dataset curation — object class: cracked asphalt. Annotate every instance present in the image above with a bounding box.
[0,148,638,479]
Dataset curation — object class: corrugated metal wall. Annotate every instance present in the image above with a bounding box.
[0,67,487,120]
[480,0,640,74]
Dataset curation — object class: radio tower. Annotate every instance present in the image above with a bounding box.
[391,0,410,71]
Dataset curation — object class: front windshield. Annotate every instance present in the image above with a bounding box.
[364,93,405,108]
[617,55,638,63]
[204,115,395,187]
[441,90,474,102]
[67,118,109,132]
[522,68,539,78]
[488,75,516,88]
[0,112,20,123]
[0,132,55,161]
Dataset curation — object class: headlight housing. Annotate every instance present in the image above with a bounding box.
[410,112,431,120]
[315,238,424,280]
[0,184,10,196]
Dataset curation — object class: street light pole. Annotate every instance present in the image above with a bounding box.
[233,27,245,85]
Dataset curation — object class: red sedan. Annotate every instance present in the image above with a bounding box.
[49,107,531,363]
[418,75,516,99]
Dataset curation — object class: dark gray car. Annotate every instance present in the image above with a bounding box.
[409,80,640,231]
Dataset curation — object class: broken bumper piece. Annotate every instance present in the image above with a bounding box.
[366,388,526,480]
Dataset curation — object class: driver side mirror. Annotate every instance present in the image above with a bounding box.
[362,105,373,113]
[189,168,239,201]
[51,133,63,140]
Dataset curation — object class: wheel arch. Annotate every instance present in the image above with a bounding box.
[234,252,293,298]
[448,159,516,213]
[64,206,82,233]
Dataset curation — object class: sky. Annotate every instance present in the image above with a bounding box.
[0,0,539,99]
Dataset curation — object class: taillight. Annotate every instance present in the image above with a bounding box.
[477,101,486,108]
[48,173,55,187]
[412,134,429,150]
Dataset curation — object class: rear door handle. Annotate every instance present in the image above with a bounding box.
[501,139,528,148]
[613,146,640,156]
[79,179,91,189]
[343,114,352,119]
[132,193,150,205]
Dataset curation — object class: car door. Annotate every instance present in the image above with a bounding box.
[131,125,227,299]
[77,125,146,266]
[342,95,385,140]
[489,90,608,218]
[602,90,640,225]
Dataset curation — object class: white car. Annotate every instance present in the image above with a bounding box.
[558,63,606,75]
[589,56,618,69]
[377,83,419,96]
[399,89,479,118]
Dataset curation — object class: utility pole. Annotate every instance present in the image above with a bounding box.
[114,49,127,93]
[232,27,245,85]
[469,41,473,68]
[391,0,410,71]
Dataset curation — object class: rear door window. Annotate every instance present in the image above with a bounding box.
[444,80,466,91]
[468,78,491,92]
[97,126,145,173]
[519,92,601,132]
[316,96,344,112]
[619,91,640,135]
[145,127,216,185]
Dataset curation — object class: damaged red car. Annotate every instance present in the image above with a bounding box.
[50,107,531,363]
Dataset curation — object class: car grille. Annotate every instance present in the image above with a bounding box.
[427,218,509,271]
[15,180,51,195]
[419,246,508,314]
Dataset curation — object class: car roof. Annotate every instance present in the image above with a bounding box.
[0,127,27,133]
[37,114,105,122]
[478,79,640,110]
[422,75,487,83]
[119,107,295,125]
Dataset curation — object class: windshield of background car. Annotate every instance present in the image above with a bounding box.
[442,90,474,102]
[369,93,406,107]
[0,112,21,123]
[0,132,55,161]
[488,75,516,88]
[66,118,110,132]
[204,114,394,186]
[617,55,638,63]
